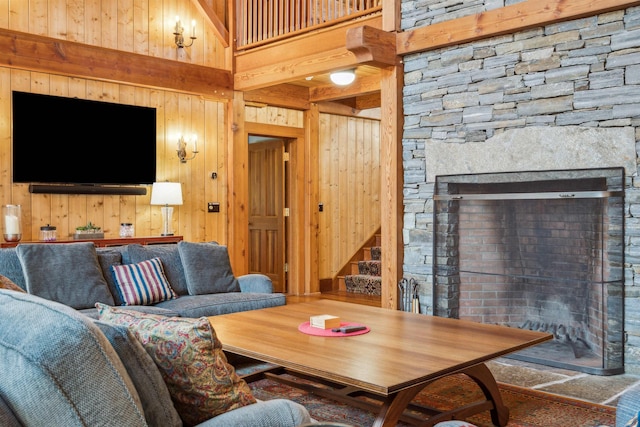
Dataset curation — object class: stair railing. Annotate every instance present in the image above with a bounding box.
[236,0,382,49]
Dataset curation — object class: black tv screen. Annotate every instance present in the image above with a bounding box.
[12,91,157,186]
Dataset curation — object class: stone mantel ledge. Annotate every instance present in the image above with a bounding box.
[424,126,636,183]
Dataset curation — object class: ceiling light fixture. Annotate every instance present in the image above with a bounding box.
[330,70,356,86]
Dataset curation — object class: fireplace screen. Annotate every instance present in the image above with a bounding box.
[433,168,625,375]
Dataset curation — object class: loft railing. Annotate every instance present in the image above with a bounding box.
[236,0,381,49]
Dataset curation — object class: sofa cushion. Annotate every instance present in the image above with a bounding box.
[0,290,146,426]
[197,399,312,427]
[0,394,21,427]
[156,292,286,318]
[16,242,115,309]
[178,241,240,295]
[126,244,189,295]
[97,304,256,426]
[111,258,177,306]
[94,320,182,427]
[96,248,124,305]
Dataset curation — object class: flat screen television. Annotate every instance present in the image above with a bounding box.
[12,91,157,189]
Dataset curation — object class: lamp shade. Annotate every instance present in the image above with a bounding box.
[150,182,183,206]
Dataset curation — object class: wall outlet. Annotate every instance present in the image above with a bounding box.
[208,202,220,213]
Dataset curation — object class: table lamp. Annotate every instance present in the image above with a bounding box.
[150,182,183,236]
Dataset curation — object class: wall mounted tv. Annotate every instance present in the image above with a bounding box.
[12,91,157,194]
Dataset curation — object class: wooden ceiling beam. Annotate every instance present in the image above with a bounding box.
[244,84,311,110]
[234,15,382,91]
[398,0,640,55]
[0,28,232,98]
[309,73,380,102]
[346,25,396,67]
[193,0,230,47]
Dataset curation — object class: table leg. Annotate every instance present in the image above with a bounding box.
[373,363,509,427]
[373,385,424,427]
[459,363,509,427]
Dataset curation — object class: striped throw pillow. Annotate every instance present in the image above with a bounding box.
[111,258,177,306]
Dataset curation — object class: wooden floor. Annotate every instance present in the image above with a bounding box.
[288,290,381,307]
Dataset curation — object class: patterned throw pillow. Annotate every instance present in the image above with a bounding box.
[110,258,177,306]
[0,274,25,293]
[96,304,256,426]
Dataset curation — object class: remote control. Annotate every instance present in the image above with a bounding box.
[331,325,367,333]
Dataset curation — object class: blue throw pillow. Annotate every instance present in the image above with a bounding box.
[177,241,240,295]
[16,242,115,309]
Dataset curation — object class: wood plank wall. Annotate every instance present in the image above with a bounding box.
[0,68,229,243]
[318,112,380,279]
[0,0,227,69]
[245,105,381,282]
[0,0,231,243]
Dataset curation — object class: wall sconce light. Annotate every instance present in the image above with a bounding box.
[177,134,198,163]
[150,182,183,236]
[174,16,196,48]
[330,69,356,86]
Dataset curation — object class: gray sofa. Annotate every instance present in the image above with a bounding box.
[0,289,311,426]
[0,240,285,318]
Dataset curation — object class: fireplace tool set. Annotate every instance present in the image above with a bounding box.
[398,278,420,313]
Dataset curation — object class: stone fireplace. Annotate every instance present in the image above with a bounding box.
[433,167,625,375]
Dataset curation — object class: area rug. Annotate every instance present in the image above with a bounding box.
[248,373,617,427]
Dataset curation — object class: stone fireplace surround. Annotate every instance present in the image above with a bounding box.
[419,126,636,375]
[433,167,625,375]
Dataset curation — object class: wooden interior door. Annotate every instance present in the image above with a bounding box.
[248,139,286,292]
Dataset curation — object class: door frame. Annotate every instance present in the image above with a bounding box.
[229,118,320,295]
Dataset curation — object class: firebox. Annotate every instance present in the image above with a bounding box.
[433,168,625,375]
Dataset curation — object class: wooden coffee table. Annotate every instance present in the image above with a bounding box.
[209,299,551,427]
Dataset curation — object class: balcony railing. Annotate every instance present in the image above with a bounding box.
[236,0,381,49]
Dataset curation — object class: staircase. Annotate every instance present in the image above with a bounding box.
[338,235,382,297]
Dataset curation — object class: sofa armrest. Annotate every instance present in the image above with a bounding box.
[195,399,310,427]
[617,383,640,427]
[237,274,273,293]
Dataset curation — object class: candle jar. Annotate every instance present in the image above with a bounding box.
[3,205,22,242]
[40,224,57,242]
[119,223,134,238]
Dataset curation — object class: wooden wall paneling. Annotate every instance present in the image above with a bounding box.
[348,117,359,253]
[328,114,340,272]
[50,0,67,41]
[30,1,47,36]
[51,194,70,239]
[101,1,119,49]
[336,115,348,266]
[67,195,86,240]
[316,112,381,282]
[148,0,163,57]
[85,0,101,46]
[355,118,364,241]
[67,0,85,44]
[103,194,122,236]
[304,103,320,294]
[0,68,10,208]
[185,95,207,240]
[132,0,149,55]
[9,2,28,33]
[317,112,330,279]
[0,1,7,29]
[175,92,194,237]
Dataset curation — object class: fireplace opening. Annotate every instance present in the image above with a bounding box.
[433,168,625,375]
